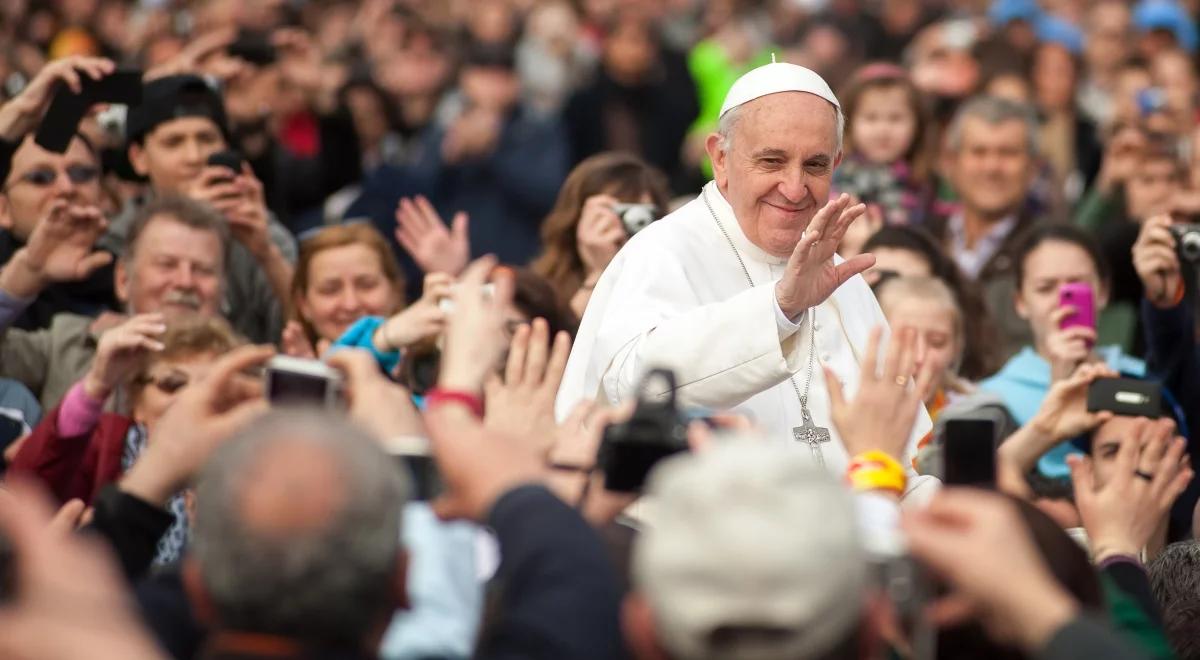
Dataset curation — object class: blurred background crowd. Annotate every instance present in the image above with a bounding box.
[5,0,1200,659]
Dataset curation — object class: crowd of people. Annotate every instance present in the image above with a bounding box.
[4,0,1200,659]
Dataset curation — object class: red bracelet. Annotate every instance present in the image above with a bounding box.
[426,388,485,418]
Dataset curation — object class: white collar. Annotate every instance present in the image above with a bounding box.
[702,181,788,267]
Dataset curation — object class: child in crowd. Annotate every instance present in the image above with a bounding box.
[833,63,935,227]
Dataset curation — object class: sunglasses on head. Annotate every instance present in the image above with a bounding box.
[7,164,100,190]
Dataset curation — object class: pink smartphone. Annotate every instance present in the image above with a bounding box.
[1058,282,1096,334]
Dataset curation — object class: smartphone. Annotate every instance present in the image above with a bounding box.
[264,355,343,408]
[940,418,997,488]
[1087,377,1161,418]
[206,150,244,184]
[1058,282,1096,337]
[227,30,277,66]
[381,435,442,501]
[34,69,143,153]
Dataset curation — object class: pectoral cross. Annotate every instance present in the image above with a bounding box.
[793,406,831,467]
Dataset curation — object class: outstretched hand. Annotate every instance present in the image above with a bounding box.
[825,325,936,462]
[776,194,875,318]
[394,196,471,277]
[0,202,113,299]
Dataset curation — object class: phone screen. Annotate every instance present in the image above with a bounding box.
[942,418,997,488]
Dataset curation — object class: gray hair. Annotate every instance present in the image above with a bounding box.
[717,99,845,155]
[1150,541,1200,611]
[124,193,230,263]
[945,95,1040,155]
[192,410,409,647]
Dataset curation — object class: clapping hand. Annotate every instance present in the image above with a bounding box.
[0,56,115,141]
[437,256,514,393]
[775,194,876,318]
[824,325,936,462]
[394,196,471,277]
[1068,418,1192,562]
[484,318,571,456]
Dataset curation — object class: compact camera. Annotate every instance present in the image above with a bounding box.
[1170,224,1200,263]
[264,355,344,409]
[612,203,660,236]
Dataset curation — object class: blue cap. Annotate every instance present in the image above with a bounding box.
[989,0,1043,26]
[1133,0,1199,53]
[1037,15,1085,54]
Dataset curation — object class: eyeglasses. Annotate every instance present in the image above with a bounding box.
[6,164,100,190]
[135,371,191,395]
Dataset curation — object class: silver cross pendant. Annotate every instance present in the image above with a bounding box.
[793,406,831,467]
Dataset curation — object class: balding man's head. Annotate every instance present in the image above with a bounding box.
[189,410,409,650]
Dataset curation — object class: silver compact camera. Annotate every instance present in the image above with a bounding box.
[612,203,659,236]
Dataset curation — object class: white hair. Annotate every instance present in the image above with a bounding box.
[716,99,845,155]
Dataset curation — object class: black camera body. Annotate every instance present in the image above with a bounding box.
[597,369,689,492]
[1170,223,1200,263]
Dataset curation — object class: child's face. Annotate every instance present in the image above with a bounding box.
[851,85,918,166]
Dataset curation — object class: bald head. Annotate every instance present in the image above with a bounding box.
[192,410,409,648]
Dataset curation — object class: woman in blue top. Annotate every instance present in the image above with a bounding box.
[981,225,1145,478]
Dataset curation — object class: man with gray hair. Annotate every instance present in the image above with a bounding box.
[558,61,935,494]
[185,409,410,657]
[927,95,1047,357]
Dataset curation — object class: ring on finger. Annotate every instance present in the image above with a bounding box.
[1134,469,1154,481]
[894,376,907,387]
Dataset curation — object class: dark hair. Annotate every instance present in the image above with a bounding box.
[531,152,670,310]
[1013,224,1110,291]
[936,496,1103,660]
[862,226,1001,379]
[512,267,579,339]
[1150,541,1200,611]
[124,194,230,264]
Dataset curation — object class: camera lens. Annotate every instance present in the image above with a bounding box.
[1182,231,1200,262]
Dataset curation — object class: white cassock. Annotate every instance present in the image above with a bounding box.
[556,181,938,498]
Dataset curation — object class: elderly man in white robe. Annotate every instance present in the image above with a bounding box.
[556,62,936,495]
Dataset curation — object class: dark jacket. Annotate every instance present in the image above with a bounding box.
[563,49,698,190]
[8,404,132,504]
[925,209,1048,360]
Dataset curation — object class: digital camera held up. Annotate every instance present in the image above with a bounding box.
[597,369,689,492]
[1170,224,1200,263]
[612,203,660,236]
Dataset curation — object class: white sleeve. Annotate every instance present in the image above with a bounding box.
[602,282,811,409]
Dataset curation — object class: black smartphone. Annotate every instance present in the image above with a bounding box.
[1087,377,1161,418]
[941,418,997,488]
[34,69,143,153]
[206,149,244,184]
[228,31,277,66]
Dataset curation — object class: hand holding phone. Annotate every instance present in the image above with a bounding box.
[265,355,343,408]
[34,68,142,153]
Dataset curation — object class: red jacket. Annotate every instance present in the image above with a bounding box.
[8,404,134,504]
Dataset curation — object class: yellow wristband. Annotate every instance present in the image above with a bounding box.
[845,450,907,495]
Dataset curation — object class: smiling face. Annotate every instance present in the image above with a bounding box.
[297,243,402,342]
[707,92,842,258]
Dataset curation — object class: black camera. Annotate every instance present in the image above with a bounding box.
[1170,224,1200,263]
[597,369,689,492]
